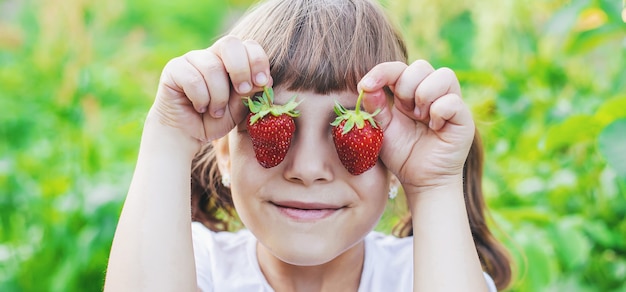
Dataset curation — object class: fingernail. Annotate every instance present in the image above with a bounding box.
[238,82,251,93]
[414,107,421,119]
[361,76,375,89]
[199,106,207,113]
[213,108,225,118]
[255,73,267,85]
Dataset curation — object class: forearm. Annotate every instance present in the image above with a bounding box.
[105,116,199,291]
[406,177,488,292]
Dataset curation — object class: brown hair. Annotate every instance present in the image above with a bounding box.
[190,0,512,289]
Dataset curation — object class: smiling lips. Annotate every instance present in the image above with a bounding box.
[271,201,343,221]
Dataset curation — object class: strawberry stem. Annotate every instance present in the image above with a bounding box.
[355,90,364,115]
[263,86,272,103]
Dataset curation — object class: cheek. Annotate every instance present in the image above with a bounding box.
[227,130,261,181]
[229,130,253,160]
[227,130,269,226]
[228,175,264,238]
[352,165,390,223]
[366,168,390,209]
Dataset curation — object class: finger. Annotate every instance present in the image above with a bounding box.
[243,40,271,89]
[162,56,210,114]
[358,61,407,92]
[415,67,461,121]
[394,59,434,117]
[428,93,473,132]
[212,35,254,95]
[357,62,407,130]
[183,50,231,118]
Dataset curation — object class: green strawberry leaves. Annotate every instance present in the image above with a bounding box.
[244,86,300,125]
[331,90,381,134]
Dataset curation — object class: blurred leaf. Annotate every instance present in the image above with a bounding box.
[595,97,626,126]
[439,11,474,69]
[598,119,626,177]
[543,0,589,41]
[511,227,560,292]
[566,23,626,55]
[574,7,608,31]
[524,242,554,290]
[497,207,553,226]
[549,218,591,270]
[583,220,619,248]
[545,115,603,151]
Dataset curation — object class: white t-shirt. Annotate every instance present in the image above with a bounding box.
[192,222,497,291]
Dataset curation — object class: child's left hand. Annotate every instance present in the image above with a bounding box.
[358,60,475,195]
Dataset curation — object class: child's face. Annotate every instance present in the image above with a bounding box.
[226,89,389,265]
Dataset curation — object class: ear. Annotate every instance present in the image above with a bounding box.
[212,136,230,177]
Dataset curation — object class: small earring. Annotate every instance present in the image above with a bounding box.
[221,173,231,188]
[388,185,398,199]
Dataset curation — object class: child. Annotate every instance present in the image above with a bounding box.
[105,0,512,291]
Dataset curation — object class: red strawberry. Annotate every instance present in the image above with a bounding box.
[244,86,300,168]
[331,91,383,175]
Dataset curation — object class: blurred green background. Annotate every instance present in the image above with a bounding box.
[1,0,625,291]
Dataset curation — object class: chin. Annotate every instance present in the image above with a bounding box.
[262,232,360,267]
[272,246,338,267]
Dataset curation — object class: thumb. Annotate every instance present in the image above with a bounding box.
[361,89,392,131]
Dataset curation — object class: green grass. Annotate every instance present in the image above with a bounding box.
[1,0,625,290]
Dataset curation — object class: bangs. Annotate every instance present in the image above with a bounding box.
[230,0,407,94]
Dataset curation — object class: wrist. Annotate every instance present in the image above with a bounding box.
[142,113,201,159]
[403,173,463,195]
[403,174,464,212]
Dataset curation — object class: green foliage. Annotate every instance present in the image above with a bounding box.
[1,0,624,291]
[0,0,237,290]
[386,0,626,290]
[599,119,626,177]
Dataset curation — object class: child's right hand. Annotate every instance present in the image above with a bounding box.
[148,35,272,149]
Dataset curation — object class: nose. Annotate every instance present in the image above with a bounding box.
[282,124,335,186]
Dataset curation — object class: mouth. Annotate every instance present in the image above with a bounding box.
[270,201,344,221]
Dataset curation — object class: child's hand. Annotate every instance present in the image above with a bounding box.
[358,60,474,194]
[149,36,271,147]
